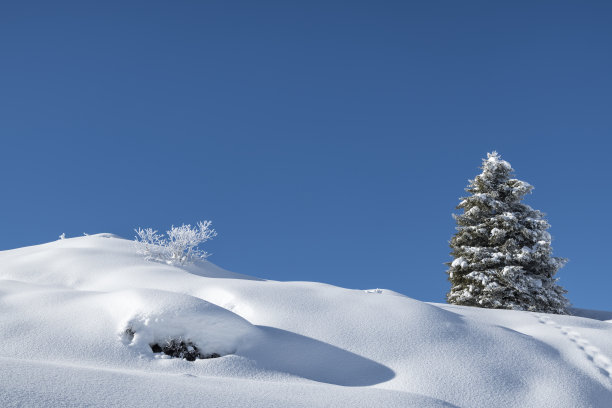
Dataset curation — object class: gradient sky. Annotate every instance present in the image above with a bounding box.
[1,1,611,310]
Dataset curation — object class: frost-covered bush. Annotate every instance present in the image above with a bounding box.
[134,221,217,265]
[446,152,569,314]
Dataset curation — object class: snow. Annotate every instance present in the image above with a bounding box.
[0,234,611,407]
[450,257,467,269]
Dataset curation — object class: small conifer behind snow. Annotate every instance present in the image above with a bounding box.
[446,152,569,314]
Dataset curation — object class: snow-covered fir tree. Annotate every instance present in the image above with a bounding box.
[446,152,569,314]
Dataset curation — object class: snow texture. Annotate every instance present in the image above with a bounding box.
[0,234,610,407]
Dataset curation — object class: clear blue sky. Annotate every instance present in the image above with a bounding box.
[1,1,610,310]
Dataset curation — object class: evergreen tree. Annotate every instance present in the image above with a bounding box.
[446,152,569,314]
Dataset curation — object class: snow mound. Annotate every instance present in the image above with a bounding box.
[108,289,256,357]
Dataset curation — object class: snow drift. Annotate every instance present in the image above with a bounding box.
[0,234,610,407]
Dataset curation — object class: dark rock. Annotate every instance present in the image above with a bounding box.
[149,338,222,361]
[123,328,135,343]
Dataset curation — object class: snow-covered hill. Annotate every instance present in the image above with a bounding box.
[0,234,610,407]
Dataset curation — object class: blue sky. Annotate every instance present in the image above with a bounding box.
[1,1,610,310]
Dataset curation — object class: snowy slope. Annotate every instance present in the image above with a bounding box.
[0,234,610,407]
